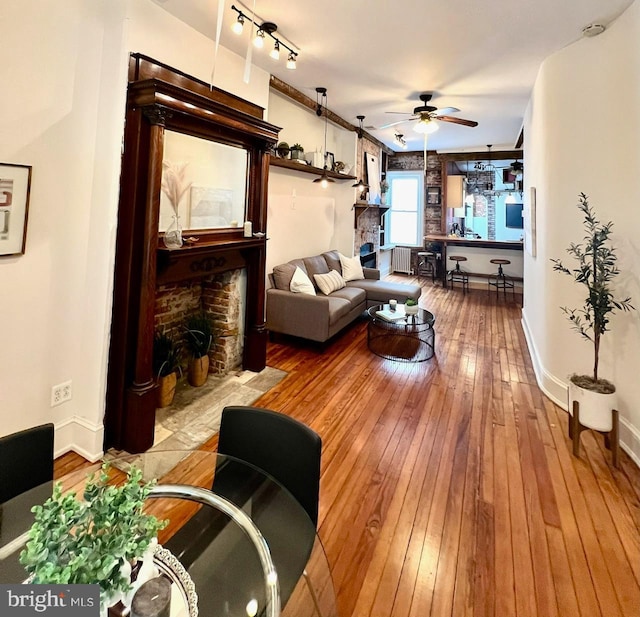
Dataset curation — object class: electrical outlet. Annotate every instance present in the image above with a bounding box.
[51,380,72,407]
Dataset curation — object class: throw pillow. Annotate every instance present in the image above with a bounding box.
[289,266,316,295]
[339,253,365,282]
[314,270,346,295]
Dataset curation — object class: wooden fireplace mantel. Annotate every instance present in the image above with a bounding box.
[104,54,280,453]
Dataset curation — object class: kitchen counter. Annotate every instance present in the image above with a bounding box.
[425,234,523,250]
[424,234,524,288]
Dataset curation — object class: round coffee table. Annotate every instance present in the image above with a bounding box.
[367,304,436,362]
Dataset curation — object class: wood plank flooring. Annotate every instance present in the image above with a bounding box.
[55,277,640,617]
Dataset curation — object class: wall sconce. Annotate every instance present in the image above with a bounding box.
[356,115,365,139]
[231,5,299,69]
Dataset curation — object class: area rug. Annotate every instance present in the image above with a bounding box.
[105,366,287,476]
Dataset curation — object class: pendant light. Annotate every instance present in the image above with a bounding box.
[313,87,335,188]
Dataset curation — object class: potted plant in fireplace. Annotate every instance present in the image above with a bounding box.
[153,330,182,408]
[550,193,634,434]
[184,311,214,387]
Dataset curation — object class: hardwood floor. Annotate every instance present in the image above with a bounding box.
[55,277,640,617]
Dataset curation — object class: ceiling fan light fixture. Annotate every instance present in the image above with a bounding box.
[414,118,439,134]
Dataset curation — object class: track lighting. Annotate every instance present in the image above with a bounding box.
[230,5,299,68]
[394,132,407,149]
[232,13,244,34]
[253,28,265,48]
[270,40,280,60]
[356,115,365,139]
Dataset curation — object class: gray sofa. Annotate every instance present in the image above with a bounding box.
[266,250,421,342]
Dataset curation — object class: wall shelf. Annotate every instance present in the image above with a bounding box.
[269,157,356,180]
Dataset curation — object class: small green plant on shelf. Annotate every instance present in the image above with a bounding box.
[290,143,304,160]
[405,298,418,306]
[20,463,168,610]
[276,141,290,158]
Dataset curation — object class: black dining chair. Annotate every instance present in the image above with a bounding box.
[216,405,322,526]
[0,423,54,503]
[166,407,323,614]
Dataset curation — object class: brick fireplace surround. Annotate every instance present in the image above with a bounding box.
[155,269,245,376]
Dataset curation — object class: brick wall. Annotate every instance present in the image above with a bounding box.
[154,269,244,376]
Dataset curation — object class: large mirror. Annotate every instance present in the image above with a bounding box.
[159,131,248,231]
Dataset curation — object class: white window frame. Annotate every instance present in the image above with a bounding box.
[386,170,424,247]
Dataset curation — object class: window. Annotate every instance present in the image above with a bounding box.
[386,171,424,246]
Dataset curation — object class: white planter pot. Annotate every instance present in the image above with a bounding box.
[568,381,616,432]
[405,304,419,316]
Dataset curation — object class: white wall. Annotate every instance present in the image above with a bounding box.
[265,90,357,275]
[0,0,270,460]
[522,0,640,464]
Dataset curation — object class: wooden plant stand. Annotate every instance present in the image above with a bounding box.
[568,401,619,468]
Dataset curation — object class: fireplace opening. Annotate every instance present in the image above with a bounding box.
[360,242,376,268]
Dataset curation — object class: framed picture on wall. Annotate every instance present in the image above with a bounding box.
[0,163,32,256]
[427,187,441,204]
[324,152,334,172]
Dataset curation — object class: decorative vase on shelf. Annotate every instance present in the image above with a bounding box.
[163,214,183,249]
[380,193,387,205]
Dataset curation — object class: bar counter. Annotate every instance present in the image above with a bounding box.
[424,234,524,288]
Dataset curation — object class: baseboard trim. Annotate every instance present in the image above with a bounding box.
[521,312,640,468]
[54,416,104,463]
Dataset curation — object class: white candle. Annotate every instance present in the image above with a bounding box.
[389,299,397,310]
[243,221,252,237]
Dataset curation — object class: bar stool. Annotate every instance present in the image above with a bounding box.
[416,251,437,283]
[447,256,470,293]
[488,258,515,299]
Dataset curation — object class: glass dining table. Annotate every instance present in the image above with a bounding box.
[0,450,337,617]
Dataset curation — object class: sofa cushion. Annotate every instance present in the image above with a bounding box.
[314,270,346,295]
[322,250,341,273]
[273,259,307,290]
[289,266,316,295]
[347,279,421,303]
[326,296,354,324]
[330,286,366,305]
[339,253,365,281]
[303,254,331,285]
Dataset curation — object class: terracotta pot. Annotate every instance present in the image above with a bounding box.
[568,380,617,432]
[189,355,210,387]
[157,372,177,408]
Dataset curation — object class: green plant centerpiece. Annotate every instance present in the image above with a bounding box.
[404,297,419,316]
[551,193,634,431]
[153,330,182,407]
[20,464,167,611]
[184,311,214,387]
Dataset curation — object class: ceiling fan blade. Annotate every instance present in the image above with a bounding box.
[432,107,460,116]
[378,119,413,129]
[437,115,478,127]
[385,111,414,115]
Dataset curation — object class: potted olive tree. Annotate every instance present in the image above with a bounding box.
[153,330,182,408]
[184,311,214,387]
[551,193,635,431]
[20,464,167,615]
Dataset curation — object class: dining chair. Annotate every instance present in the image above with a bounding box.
[216,405,322,526]
[0,423,54,503]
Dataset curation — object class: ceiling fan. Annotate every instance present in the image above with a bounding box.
[379,93,478,133]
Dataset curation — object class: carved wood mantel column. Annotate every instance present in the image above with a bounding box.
[105,55,280,453]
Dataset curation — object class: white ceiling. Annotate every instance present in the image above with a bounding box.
[153,0,633,153]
